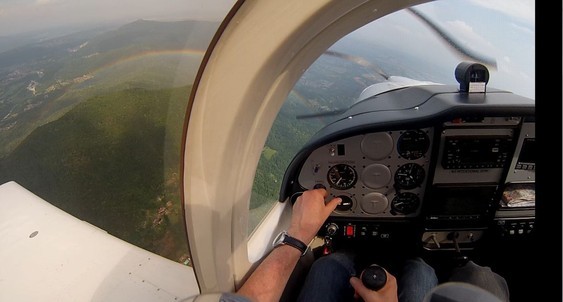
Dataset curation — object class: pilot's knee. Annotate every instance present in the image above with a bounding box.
[401,257,438,284]
[311,252,356,276]
[406,257,436,275]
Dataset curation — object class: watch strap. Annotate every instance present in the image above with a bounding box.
[274,231,308,256]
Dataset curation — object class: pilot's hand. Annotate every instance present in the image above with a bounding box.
[288,188,341,245]
[350,271,398,302]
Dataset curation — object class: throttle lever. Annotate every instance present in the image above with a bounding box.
[448,231,461,253]
[447,231,469,266]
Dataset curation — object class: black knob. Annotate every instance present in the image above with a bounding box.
[361,264,387,291]
[335,195,353,211]
[313,183,326,190]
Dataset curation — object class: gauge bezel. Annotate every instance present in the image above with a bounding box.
[327,163,358,190]
[397,129,430,160]
[391,192,420,215]
[394,162,425,190]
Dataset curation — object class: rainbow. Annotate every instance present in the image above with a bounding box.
[36,48,207,119]
[89,48,207,76]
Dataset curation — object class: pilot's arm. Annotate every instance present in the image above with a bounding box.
[236,188,342,302]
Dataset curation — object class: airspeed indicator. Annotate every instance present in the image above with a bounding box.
[327,164,357,190]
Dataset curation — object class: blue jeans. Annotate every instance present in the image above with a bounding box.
[296,252,438,302]
[447,261,509,302]
[397,257,439,302]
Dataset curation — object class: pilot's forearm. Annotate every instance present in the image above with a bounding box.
[236,244,302,302]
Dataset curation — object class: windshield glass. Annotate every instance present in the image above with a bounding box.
[0,0,236,265]
[297,0,534,122]
[249,0,534,234]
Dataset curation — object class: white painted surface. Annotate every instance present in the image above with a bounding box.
[247,201,291,263]
[0,181,200,302]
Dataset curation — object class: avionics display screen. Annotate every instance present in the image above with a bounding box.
[517,138,535,164]
[428,186,497,216]
[442,136,513,169]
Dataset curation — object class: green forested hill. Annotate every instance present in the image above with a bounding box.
[0,85,191,261]
[0,19,218,158]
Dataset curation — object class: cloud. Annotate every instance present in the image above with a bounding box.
[470,0,534,25]
[510,22,534,36]
[35,0,56,5]
[0,0,235,36]
[446,19,494,50]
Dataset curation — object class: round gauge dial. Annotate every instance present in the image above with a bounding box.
[391,192,420,215]
[397,130,430,160]
[361,192,389,214]
[327,164,358,190]
[394,163,425,189]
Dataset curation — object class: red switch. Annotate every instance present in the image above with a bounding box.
[346,225,354,237]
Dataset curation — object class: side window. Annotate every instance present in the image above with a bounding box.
[0,2,234,265]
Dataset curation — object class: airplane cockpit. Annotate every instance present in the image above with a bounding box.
[276,61,536,299]
[282,61,535,247]
[0,0,553,301]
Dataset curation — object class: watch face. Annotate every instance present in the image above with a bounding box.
[273,231,287,247]
[272,230,308,256]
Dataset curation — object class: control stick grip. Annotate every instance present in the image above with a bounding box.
[361,264,388,291]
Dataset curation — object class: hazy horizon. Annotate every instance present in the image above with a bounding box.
[0,0,236,37]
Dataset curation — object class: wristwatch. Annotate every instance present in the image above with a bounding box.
[272,230,308,256]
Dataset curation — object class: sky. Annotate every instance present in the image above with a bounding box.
[348,0,535,99]
[0,0,237,36]
[0,0,535,36]
[0,0,535,98]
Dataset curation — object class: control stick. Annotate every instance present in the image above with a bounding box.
[360,264,388,291]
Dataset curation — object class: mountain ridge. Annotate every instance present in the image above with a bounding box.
[0,18,218,158]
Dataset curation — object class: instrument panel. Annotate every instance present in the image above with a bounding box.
[296,117,530,221]
[273,61,541,301]
[279,81,535,248]
[298,129,433,218]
